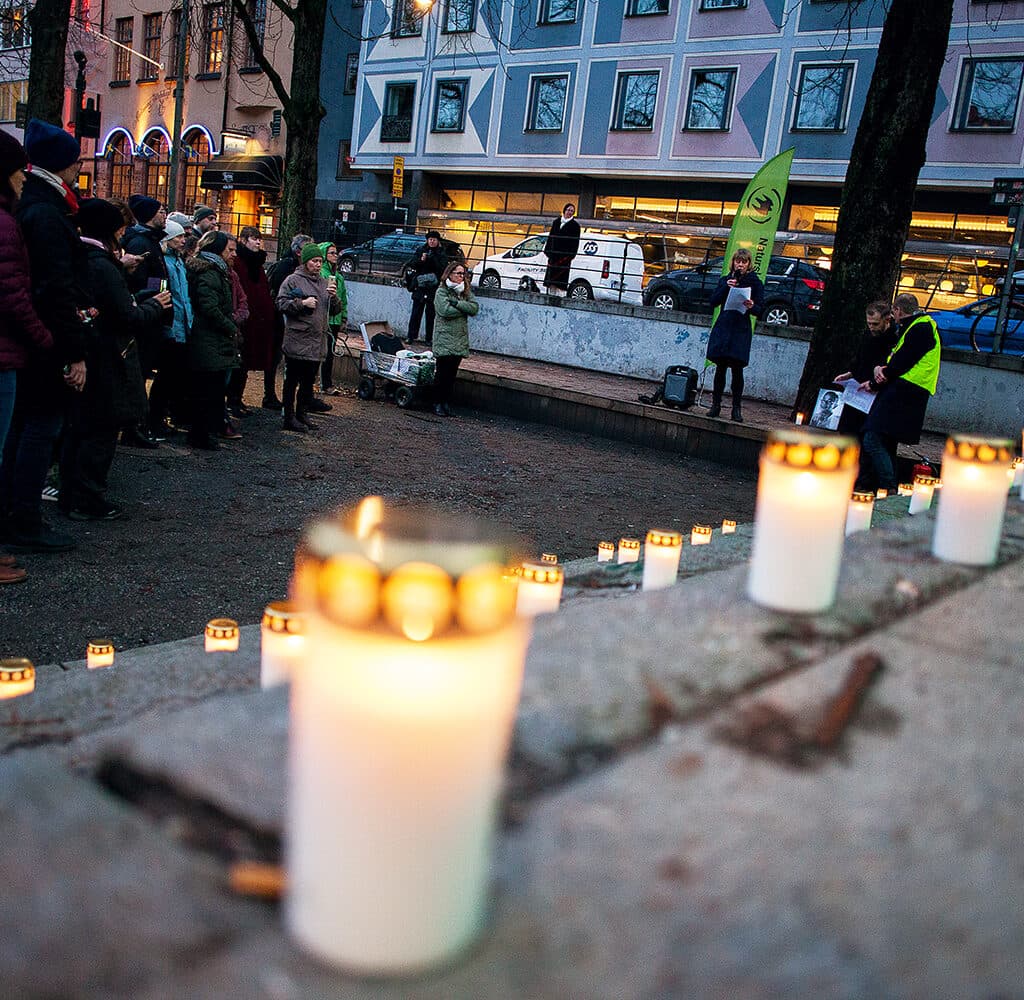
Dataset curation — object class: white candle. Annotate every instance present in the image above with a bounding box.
[932,435,1014,566]
[747,430,859,613]
[86,640,115,669]
[0,659,34,699]
[845,491,874,535]
[287,505,530,974]
[1011,458,1024,490]
[205,618,240,652]
[540,552,558,565]
[897,483,914,497]
[514,562,563,616]
[721,519,736,534]
[875,488,889,499]
[690,524,712,546]
[617,538,640,563]
[260,601,305,688]
[908,475,938,515]
[642,529,682,590]
[795,412,805,425]
[597,541,614,562]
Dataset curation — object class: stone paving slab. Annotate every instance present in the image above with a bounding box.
[0,627,262,757]
[0,755,271,999]
[139,565,1024,999]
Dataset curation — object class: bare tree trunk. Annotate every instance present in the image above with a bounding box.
[794,0,955,416]
[26,0,72,126]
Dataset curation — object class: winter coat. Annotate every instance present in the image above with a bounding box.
[705,272,766,368]
[319,243,348,330]
[232,242,276,370]
[432,281,479,357]
[836,319,900,436]
[80,241,166,426]
[543,217,581,290]
[863,313,940,446]
[121,223,169,295]
[229,266,249,327]
[162,249,193,345]
[0,190,53,370]
[277,269,342,362]
[186,254,239,372]
[16,172,91,369]
[406,242,446,302]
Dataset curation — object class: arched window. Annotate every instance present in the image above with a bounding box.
[139,129,170,205]
[182,128,212,211]
[103,132,133,201]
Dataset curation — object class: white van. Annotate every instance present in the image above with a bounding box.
[472,230,645,306]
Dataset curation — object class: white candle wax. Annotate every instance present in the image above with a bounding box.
[287,616,530,974]
[205,618,239,652]
[0,659,34,700]
[617,539,640,563]
[721,519,737,534]
[1012,459,1024,490]
[260,602,305,689]
[908,476,937,515]
[514,563,563,616]
[845,493,874,535]
[86,641,115,669]
[690,525,712,546]
[642,530,682,591]
[747,432,858,613]
[597,541,614,562]
[932,437,1013,566]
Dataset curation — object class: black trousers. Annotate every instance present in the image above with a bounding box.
[189,369,227,445]
[149,340,190,428]
[264,323,284,400]
[433,355,462,406]
[712,363,744,403]
[283,357,319,416]
[59,395,119,512]
[407,296,435,341]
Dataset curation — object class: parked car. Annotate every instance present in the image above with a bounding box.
[642,255,827,326]
[337,231,464,278]
[931,296,1024,354]
[471,231,646,305]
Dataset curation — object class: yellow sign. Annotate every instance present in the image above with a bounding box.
[392,156,405,199]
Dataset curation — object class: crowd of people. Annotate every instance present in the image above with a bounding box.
[0,120,350,580]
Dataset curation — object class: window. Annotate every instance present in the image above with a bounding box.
[0,79,25,121]
[953,57,1024,131]
[336,139,360,179]
[181,128,211,209]
[381,82,415,141]
[167,8,190,78]
[443,0,474,32]
[139,130,170,203]
[526,74,568,131]
[792,63,853,131]
[685,68,736,130]
[0,1,30,49]
[104,133,134,200]
[140,14,161,81]
[612,71,659,130]
[539,0,576,24]
[625,0,668,15]
[344,53,359,95]
[113,18,133,83]
[699,0,746,9]
[432,78,468,132]
[243,0,267,69]
[392,0,423,37]
[201,3,225,76]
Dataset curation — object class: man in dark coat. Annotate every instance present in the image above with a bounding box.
[543,203,581,296]
[121,195,169,294]
[184,204,218,257]
[405,230,446,343]
[859,292,941,492]
[1,119,89,552]
[265,233,315,410]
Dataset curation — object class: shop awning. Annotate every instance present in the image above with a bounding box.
[200,154,283,192]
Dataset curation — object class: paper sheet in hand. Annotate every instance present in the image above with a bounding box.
[723,285,750,313]
[837,378,876,414]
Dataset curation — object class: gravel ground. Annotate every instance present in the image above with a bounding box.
[1,383,757,666]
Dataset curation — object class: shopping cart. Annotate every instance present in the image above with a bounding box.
[355,321,436,409]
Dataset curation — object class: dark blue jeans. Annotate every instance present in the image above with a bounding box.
[0,369,14,457]
[861,429,898,492]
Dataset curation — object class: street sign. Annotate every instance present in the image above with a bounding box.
[392,156,404,199]
[991,177,1024,207]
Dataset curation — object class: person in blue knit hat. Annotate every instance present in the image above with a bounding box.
[0,120,89,553]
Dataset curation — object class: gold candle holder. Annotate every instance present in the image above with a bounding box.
[721,519,737,534]
[845,491,874,535]
[690,524,712,546]
[0,659,35,699]
[875,488,889,499]
[597,541,615,562]
[539,552,558,565]
[515,562,564,616]
[898,483,914,497]
[908,474,939,515]
[205,618,240,652]
[86,640,115,670]
[617,538,640,564]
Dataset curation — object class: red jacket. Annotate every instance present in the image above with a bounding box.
[0,191,54,370]
[232,244,276,371]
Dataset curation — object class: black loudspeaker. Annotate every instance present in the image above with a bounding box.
[662,365,697,409]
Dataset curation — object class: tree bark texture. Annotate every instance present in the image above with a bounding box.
[794,0,955,416]
[26,0,72,126]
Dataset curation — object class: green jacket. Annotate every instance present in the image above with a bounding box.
[432,282,478,357]
[185,254,239,372]
[319,242,347,330]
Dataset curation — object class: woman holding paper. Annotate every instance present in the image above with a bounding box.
[705,248,764,423]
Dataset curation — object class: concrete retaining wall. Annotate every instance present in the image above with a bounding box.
[345,278,1024,438]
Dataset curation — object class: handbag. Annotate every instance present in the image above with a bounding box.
[415,273,439,291]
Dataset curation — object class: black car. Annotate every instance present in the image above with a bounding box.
[642,255,827,327]
[337,231,464,278]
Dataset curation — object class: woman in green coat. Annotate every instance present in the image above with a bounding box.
[431,261,477,417]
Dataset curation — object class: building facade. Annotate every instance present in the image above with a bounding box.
[321,0,1024,260]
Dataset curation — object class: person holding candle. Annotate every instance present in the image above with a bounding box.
[705,248,764,423]
[858,293,941,493]
[431,261,478,417]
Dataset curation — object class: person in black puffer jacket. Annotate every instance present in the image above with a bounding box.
[405,230,446,343]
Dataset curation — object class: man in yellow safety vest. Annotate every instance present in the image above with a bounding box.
[858,292,941,491]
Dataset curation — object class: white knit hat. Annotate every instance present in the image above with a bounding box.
[160,219,186,244]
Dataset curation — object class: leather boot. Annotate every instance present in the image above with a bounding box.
[0,562,27,584]
[707,394,722,418]
[296,408,316,431]
[282,399,307,433]
[731,403,744,423]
